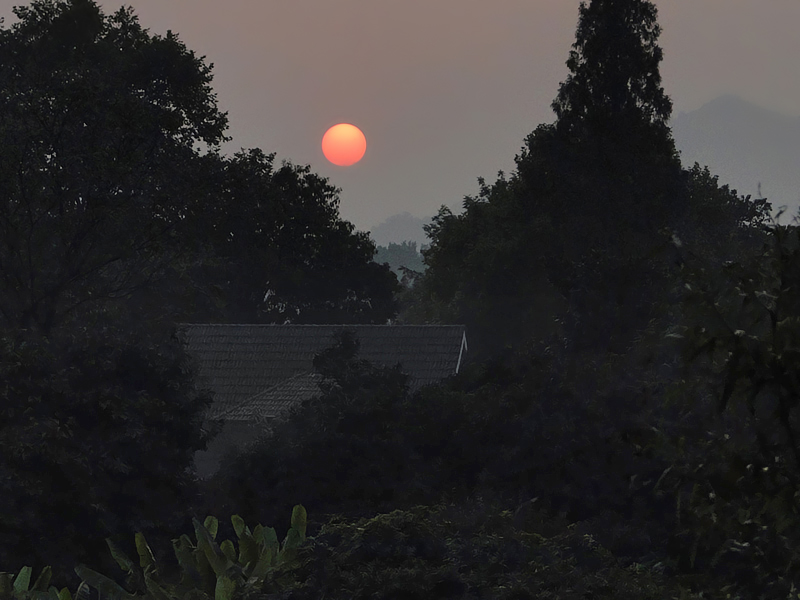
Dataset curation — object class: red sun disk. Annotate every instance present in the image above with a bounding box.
[322,123,366,166]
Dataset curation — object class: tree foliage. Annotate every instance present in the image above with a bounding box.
[198,331,420,537]
[260,497,686,600]
[0,0,227,336]
[552,0,672,137]
[0,0,396,588]
[170,149,399,325]
[415,0,694,358]
[678,164,773,271]
[649,214,800,595]
[0,324,219,589]
[0,0,397,334]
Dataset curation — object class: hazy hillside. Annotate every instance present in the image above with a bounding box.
[672,94,800,222]
[373,241,426,282]
[369,212,431,247]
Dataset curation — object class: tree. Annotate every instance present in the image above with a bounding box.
[522,0,701,356]
[166,149,399,325]
[0,0,398,335]
[0,0,227,337]
[0,324,219,589]
[0,1,225,577]
[417,0,693,357]
[0,0,398,585]
[678,164,772,271]
[374,241,426,283]
[551,0,672,140]
[413,175,566,359]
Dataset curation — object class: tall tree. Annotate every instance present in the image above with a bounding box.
[416,0,765,357]
[514,0,688,353]
[0,0,397,585]
[552,0,672,139]
[0,0,227,337]
[0,6,224,578]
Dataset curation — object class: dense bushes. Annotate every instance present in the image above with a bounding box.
[200,279,800,596]
[648,216,800,596]
[0,325,218,589]
[199,328,688,577]
[247,493,692,600]
[196,331,429,537]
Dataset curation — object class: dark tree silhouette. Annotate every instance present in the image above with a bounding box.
[0,0,227,337]
[0,325,219,589]
[552,0,672,137]
[0,0,397,589]
[0,0,398,334]
[165,149,399,325]
[415,0,764,357]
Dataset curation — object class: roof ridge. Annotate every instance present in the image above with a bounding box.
[178,323,465,327]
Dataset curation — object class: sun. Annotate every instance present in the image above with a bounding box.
[322,123,367,166]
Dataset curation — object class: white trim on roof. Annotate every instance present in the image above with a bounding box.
[455,331,468,374]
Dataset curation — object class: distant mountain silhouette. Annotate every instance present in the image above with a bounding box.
[370,97,799,242]
[369,212,432,247]
[671,94,800,222]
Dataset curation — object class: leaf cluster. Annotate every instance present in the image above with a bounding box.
[0,324,218,590]
[242,496,689,600]
[172,150,399,325]
[650,214,800,595]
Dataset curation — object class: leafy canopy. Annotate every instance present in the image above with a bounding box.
[553,0,672,137]
[0,0,227,335]
[0,0,397,587]
[0,0,398,335]
[416,0,690,357]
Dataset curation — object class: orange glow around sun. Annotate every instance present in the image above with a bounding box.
[322,123,366,166]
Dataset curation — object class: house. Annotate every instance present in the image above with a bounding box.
[178,324,468,479]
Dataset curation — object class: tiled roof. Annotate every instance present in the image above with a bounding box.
[178,324,467,421]
[218,372,322,422]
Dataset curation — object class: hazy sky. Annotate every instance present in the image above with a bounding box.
[2,0,799,233]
